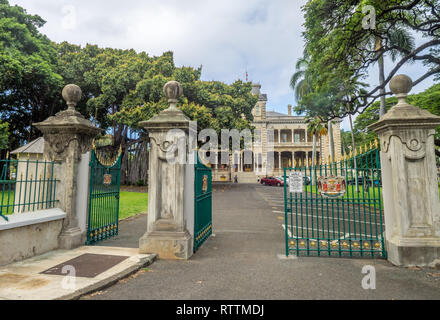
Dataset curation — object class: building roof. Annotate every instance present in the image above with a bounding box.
[10,137,44,155]
[266,110,289,118]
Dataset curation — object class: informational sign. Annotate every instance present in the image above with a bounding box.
[317,175,346,198]
[289,172,303,193]
[103,174,112,185]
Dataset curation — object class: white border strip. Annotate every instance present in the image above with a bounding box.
[0,208,66,231]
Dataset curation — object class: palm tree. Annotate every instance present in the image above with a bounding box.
[346,105,359,192]
[373,28,415,117]
[291,57,336,167]
[307,121,318,166]
[306,119,328,166]
[290,57,312,101]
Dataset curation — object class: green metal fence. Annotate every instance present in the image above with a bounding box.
[194,151,213,253]
[86,149,122,245]
[283,146,386,258]
[0,159,59,221]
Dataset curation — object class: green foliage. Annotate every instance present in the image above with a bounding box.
[0,0,63,150]
[353,84,440,145]
[340,130,353,155]
[55,42,257,142]
[0,0,258,156]
[299,0,437,120]
[110,75,257,135]
[0,122,8,149]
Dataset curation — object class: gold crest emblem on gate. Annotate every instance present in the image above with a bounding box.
[202,175,208,193]
[317,175,346,198]
[103,174,112,185]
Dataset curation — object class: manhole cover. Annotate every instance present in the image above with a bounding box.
[40,253,129,278]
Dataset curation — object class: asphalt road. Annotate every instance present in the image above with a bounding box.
[84,183,440,300]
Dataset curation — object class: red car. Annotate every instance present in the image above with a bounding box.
[260,176,284,187]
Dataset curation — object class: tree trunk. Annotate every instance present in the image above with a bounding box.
[319,135,323,164]
[348,113,359,192]
[312,134,317,185]
[377,38,387,118]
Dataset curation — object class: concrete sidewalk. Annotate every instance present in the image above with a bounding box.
[0,246,156,300]
[83,183,440,300]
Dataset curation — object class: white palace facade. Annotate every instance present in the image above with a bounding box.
[211,84,342,183]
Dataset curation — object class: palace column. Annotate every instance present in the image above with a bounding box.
[278,152,282,171]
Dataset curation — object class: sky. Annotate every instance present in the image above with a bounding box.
[10,0,437,130]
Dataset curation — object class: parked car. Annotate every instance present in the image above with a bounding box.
[276,176,287,185]
[261,176,284,187]
[348,176,381,187]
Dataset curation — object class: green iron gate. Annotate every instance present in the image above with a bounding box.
[283,145,386,258]
[86,148,122,245]
[194,151,212,253]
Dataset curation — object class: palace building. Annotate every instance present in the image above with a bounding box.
[211,83,342,183]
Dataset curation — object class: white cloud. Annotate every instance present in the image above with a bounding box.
[10,0,436,128]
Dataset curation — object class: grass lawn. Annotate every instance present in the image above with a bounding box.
[0,190,14,216]
[118,191,148,220]
[303,184,383,201]
[1,190,147,222]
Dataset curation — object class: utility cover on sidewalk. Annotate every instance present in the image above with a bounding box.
[40,253,129,278]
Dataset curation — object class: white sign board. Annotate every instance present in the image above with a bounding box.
[289,172,303,193]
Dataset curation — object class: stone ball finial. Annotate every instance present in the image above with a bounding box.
[62,84,82,110]
[163,81,183,103]
[389,75,412,103]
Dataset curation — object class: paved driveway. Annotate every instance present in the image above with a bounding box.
[84,183,440,300]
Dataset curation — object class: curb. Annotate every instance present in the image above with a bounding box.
[57,253,157,300]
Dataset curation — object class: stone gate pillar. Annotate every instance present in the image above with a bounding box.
[138,81,193,259]
[34,84,101,249]
[369,75,440,267]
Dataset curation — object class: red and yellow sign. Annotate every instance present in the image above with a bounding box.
[103,174,112,185]
[317,175,346,198]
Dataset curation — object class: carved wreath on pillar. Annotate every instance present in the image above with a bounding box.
[44,132,95,160]
[381,132,434,161]
[150,134,187,162]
